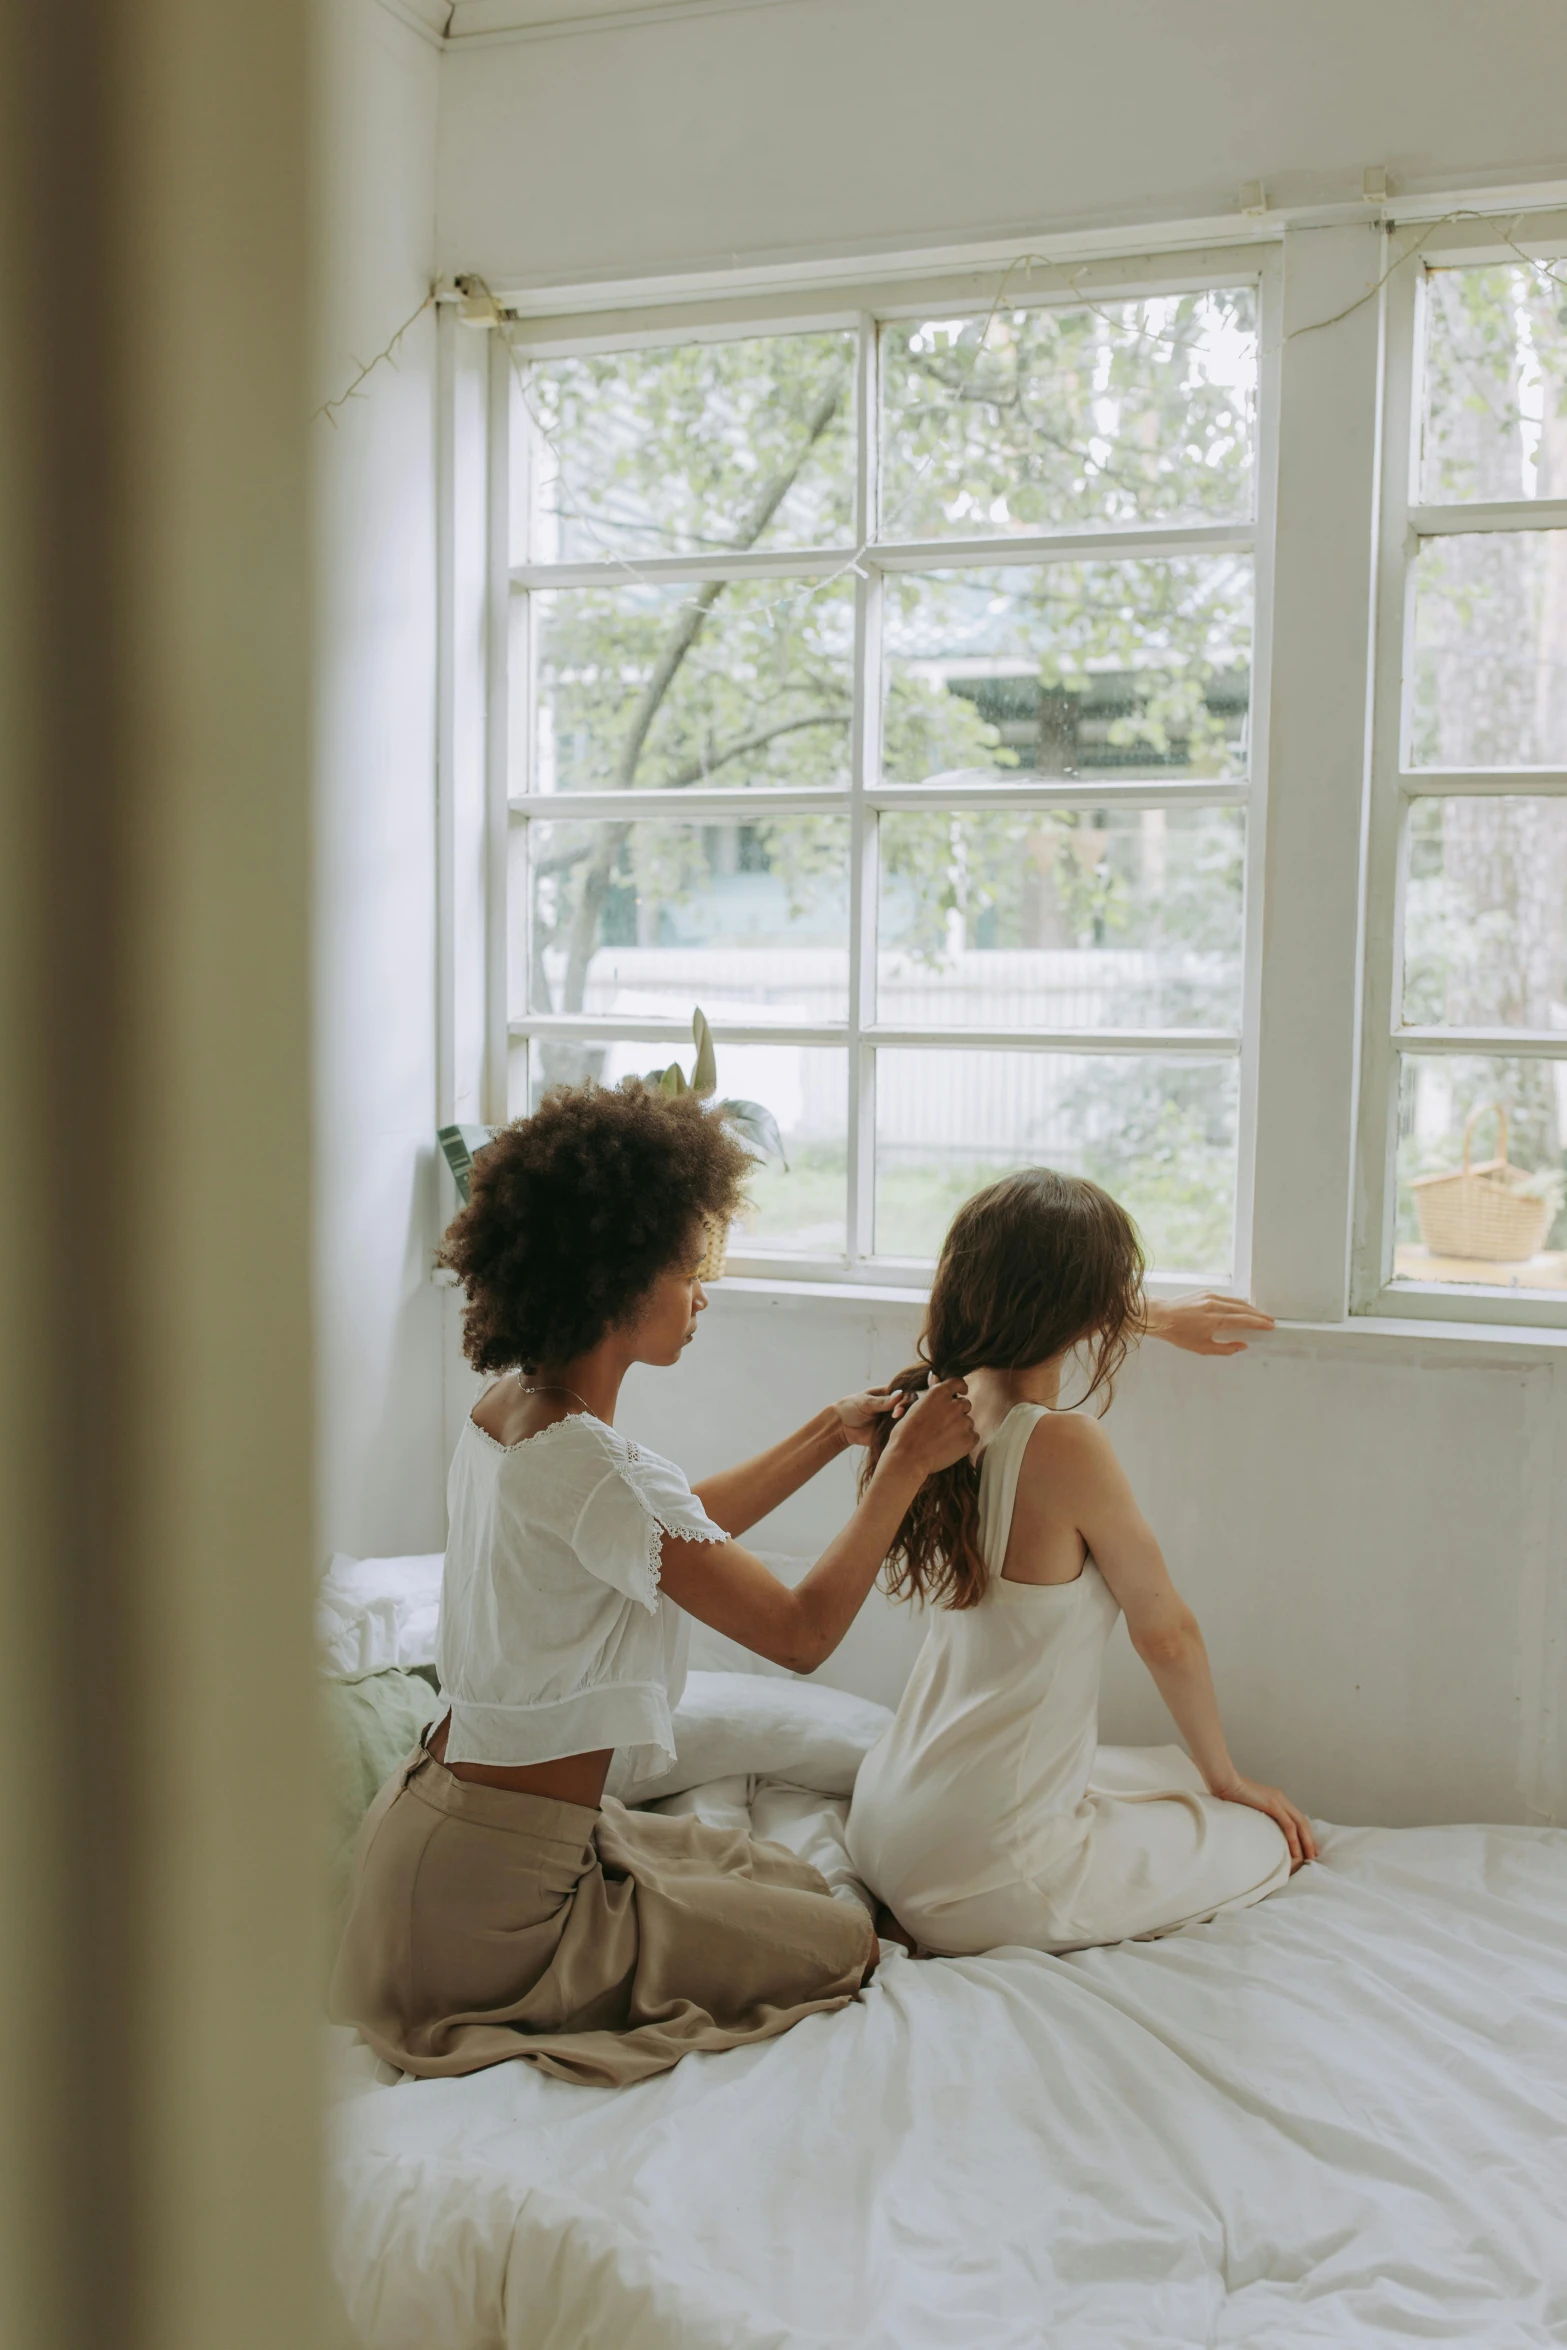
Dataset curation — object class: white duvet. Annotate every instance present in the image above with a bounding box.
[331,1794,1567,2350]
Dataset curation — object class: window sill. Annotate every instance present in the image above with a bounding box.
[708,1276,1567,1358]
[713,1272,931,1308]
[1272,1313,1567,1360]
[715,1264,1235,1307]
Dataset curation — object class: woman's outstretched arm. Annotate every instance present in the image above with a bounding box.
[692,1390,899,1537]
[1039,1415,1317,1868]
[1143,1294,1275,1355]
[662,1380,972,1673]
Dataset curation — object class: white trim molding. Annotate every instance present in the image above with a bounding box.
[375,0,798,42]
[446,0,797,43]
[374,0,451,44]
[474,187,1567,324]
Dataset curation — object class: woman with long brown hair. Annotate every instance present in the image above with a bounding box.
[846,1168,1315,1959]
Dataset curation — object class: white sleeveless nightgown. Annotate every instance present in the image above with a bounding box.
[846,1402,1291,1956]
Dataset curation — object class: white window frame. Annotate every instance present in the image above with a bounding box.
[489,244,1282,1295]
[438,207,1567,1329]
[1352,209,1567,1330]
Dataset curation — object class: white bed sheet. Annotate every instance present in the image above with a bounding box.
[330,1797,1567,2350]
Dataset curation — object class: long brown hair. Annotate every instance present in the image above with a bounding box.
[862,1169,1146,1611]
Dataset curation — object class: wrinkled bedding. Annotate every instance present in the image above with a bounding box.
[330,1793,1567,2350]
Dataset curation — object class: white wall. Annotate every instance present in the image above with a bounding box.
[616,1290,1567,1827]
[314,0,447,1555]
[436,0,1567,293]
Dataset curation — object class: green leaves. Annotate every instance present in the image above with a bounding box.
[640,1009,787,1166]
[529,331,856,563]
[879,291,1257,538]
[713,1098,788,1169]
[1421,262,1567,504]
[641,1006,712,1097]
[690,1006,718,1096]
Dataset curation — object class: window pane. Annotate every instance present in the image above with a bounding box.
[881,561,1251,783]
[523,815,850,1021]
[528,1040,848,1258]
[1403,797,1567,1029]
[530,576,855,796]
[1395,1054,1567,1290]
[1409,532,1567,768]
[524,332,856,562]
[873,1049,1236,1272]
[880,290,1256,539]
[877,807,1243,1029]
[1420,262,1567,505]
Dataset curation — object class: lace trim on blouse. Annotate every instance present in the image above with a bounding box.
[641,1503,728,1597]
[464,1409,608,1459]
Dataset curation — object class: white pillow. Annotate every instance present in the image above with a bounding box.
[318,1552,443,1680]
[608,1670,892,1804]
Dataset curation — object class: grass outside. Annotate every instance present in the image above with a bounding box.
[736,1145,1233,1277]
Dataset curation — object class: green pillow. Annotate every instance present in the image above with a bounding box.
[322,1667,441,1938]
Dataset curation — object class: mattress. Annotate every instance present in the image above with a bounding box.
[330,1791,1567,2350]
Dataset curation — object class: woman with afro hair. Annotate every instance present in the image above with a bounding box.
[331,1078,975,2087]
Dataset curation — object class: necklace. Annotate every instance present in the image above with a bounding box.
[516,1375,596,1417]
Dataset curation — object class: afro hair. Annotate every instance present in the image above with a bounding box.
[436,1080,752,1373]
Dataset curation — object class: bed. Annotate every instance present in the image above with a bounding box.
[329,1740,1567,2350]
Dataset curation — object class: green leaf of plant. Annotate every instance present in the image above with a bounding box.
[690,1005,718,1098]
[715,1098,788,1168]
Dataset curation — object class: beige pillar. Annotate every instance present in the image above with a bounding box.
[0,3,329,2346]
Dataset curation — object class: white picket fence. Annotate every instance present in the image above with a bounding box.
[548,945,1235,1154]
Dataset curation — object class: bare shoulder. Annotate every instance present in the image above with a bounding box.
[1016,1407,1122,1496]
[469,1375,521,1444]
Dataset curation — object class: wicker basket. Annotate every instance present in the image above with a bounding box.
[694,1215,729,1282]
[1411,1101,1552,1262]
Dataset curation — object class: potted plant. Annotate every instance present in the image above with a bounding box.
[642,1008,786,1278]
[437,1012,785,1281]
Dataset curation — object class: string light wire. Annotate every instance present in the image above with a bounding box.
[315,212,1567,632]
[313,289,435,425]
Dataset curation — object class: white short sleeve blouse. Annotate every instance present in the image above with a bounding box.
[436,1410,728,1785]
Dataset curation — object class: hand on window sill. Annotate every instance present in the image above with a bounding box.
[1145,1293,1275,1356]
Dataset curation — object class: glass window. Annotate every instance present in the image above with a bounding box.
[509,284,1259,1271]
[877,807,1244,1030]
[1394,1055,1567,1291]
[524,331,857,562]
[1408,531,1567,769]
[521,814,850,1023]
[879,291,1256,539]
[1420,264,1567,505]
[526,1039,849,1258]
[1402,797,1567,1029]
[881,560,1251,784]
[528,576,856,798]
[874,1049,1237,1272]
[1360,244,1567,1318]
